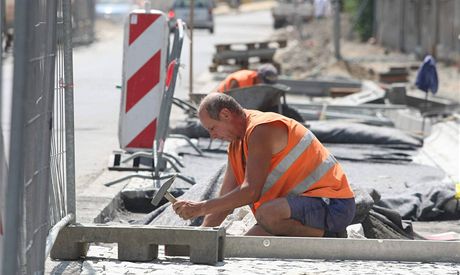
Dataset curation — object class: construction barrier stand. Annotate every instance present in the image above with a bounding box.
[118,10,169,152]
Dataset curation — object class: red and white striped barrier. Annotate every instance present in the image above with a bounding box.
[118,10,169,152]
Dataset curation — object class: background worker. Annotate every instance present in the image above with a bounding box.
[216,63,278,93]
[172,93,355,237]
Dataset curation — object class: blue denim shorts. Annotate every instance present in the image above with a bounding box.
[286,196,356,232]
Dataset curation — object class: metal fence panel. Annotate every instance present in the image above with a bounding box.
[2,0,58,274]
[418,0,437,55]
[437,0,460,60]
[22,2,58,274]
[0,0,5,271]
[375,0,460,61]
[402,0,420,53]
[375,0,402,50]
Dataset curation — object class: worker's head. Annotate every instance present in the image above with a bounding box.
[198,93,246,141]
[257,63,278,84]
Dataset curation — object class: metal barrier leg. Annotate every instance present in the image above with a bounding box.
[172,97,198,117]
[163,156,181,172]
[169,134,203,155]
[104,174,156,187]
[163,152,185,168]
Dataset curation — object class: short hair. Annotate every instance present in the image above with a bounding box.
[199,93,245,120]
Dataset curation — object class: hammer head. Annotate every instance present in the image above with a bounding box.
[151,174,177,206]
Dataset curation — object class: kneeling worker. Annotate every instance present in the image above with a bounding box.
[173,93,355,237]
[216,63,279,93]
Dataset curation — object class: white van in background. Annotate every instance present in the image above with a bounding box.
[167,0,215,34]
[271,0,314,29]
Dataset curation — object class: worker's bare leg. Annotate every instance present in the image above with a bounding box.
[245,224,272,236]
[202,210,233,227]
[202,165,237,227]
[252,198,324,237]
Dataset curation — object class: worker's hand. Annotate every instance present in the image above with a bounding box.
[172,200,206,220]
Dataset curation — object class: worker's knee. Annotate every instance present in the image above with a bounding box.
[255,203,277,231]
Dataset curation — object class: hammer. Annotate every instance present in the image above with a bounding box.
[151,174,178,206]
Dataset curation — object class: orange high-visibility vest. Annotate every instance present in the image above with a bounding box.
[228,110,354,212]
[217,70,258,93]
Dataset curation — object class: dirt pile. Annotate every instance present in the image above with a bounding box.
[272,16,353,79]
[272,16,459,103]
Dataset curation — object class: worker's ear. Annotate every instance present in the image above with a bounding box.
[219,108,232,121]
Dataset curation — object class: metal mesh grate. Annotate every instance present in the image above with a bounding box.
[50,0,68,229]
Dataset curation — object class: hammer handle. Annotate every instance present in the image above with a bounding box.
[164,191,177,204]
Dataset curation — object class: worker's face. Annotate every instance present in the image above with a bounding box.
[199,108,239,142]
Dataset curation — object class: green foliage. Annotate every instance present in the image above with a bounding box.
[343,0,359,12]
[343,0,375,41]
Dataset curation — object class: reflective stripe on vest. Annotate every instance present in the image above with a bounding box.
[260,130,338,198]
[288,153,338,196]
[261,130,315,195]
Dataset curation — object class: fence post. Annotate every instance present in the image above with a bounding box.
[0,0,4,271]
[333,0,341,60]
[2,0,30,273]
[433,0,439,57]
[63,0,76,223]
[399,0,405,52]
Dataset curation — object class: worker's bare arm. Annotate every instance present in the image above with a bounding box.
[173,124,275,220]
[201,162,238,227]
[173,125,279,219]
[202,125,272,212]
